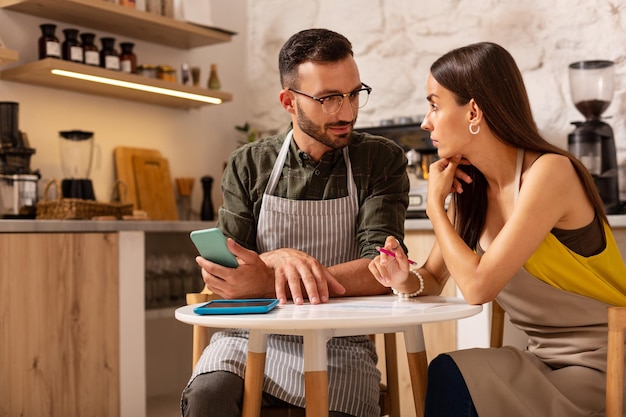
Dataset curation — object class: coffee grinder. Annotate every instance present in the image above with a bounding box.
[568,60,620,214]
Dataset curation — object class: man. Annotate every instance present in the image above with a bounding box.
[182,28,409,417]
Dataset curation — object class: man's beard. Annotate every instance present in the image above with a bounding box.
[296,107,355,150]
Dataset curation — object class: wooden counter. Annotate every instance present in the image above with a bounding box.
[0,221,216,417]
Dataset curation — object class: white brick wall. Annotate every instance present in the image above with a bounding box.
[246,0,626,198]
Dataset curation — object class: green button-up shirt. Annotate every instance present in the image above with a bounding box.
[217,129,409,260]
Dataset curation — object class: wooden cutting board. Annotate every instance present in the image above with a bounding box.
[113,146,162,209]
[132,154,179,220]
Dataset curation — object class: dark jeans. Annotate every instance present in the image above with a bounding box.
[424,354,479,417]
[182,370,354,417]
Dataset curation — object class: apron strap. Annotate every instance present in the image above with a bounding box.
[265,130,356,198]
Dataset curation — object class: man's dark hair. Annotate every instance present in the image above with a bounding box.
[278,28,353,89]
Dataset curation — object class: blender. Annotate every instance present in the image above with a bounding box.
[568,60,620,214]
[59,130,95,200]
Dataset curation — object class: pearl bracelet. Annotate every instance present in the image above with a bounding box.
[392,268,425,298]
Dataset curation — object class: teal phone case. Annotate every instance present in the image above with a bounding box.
[190,228,239,268]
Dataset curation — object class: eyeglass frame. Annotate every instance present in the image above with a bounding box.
[288,83,372,115]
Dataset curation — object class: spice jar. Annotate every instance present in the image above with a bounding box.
[146,0,162,15]
[137,64,158,78]
[119,42,137,74]
[61,28,83,63]
[80,33,99,66]
[38,23,60,59]
[191,66,201,86]
[157,65,176,82]
[100,37,120,71]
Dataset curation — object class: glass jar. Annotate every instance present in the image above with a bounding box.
[80,33,99,66]
[157,65,176,82]
[119,42,137,74]
[38,23,60,59]
[137,64,157,78]
[146,0,162,15]
[61,28,83,63]
[100,37,120,71]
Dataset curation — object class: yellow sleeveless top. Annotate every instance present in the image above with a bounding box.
[524,221,626,306]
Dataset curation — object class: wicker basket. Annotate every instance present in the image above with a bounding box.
[36,179,134,220]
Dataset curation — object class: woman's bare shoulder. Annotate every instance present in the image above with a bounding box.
[525,152,578,181]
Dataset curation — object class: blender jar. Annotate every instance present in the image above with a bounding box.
[59,130,94,178]
[59,130,95,200]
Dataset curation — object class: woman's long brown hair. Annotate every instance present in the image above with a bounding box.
[430,42,607,248]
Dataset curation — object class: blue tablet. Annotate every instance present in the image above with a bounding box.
[193,299,279,315]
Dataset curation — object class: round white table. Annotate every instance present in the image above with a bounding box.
[176,294,482,417]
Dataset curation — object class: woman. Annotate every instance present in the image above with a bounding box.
[369,42,626,417]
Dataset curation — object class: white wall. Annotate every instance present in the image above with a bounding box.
[245,0,626,199]
[5,1,626,208]
[0,0,248,214]
[8,1,624,210]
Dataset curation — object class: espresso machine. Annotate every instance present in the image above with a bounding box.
[356,118,436,217]
[0,102,40,218]
[568,60,621,214]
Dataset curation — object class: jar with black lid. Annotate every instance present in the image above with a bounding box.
[61,28,83,63]
[80,33,99,66]
[100,37,120,71]
[38,23,60,59]
[119,42,137,74]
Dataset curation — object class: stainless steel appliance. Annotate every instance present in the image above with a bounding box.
[568,60,621,214]
[0,102,40,218]
[356,119,436,218]
[0,173,39,218]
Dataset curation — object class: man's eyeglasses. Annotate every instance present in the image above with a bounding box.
[289,83,372,115]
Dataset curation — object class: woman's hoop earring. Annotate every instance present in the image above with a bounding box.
[469,124,480,135]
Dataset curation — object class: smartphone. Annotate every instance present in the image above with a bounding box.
[193,299,279,315]
[190,228,239,268]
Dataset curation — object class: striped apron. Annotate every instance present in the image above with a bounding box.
[190,131,381,417]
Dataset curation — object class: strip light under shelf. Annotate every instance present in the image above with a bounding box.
[51,68,223,104]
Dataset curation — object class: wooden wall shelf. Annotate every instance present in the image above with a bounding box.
[0,47,18,66]
[1,58,233,109]
[0,0,234,49]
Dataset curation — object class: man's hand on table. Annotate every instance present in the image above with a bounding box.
[196,238,345,304]
[260,248,346,305]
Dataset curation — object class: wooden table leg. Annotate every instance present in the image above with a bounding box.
[304,371,329,417]
[303,330,331,417]
[242,331,268,417]
[404,325,427,417]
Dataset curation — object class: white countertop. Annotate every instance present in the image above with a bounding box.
[2,215,626,233]
[0,219,217,233]
[407,215,626,230]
